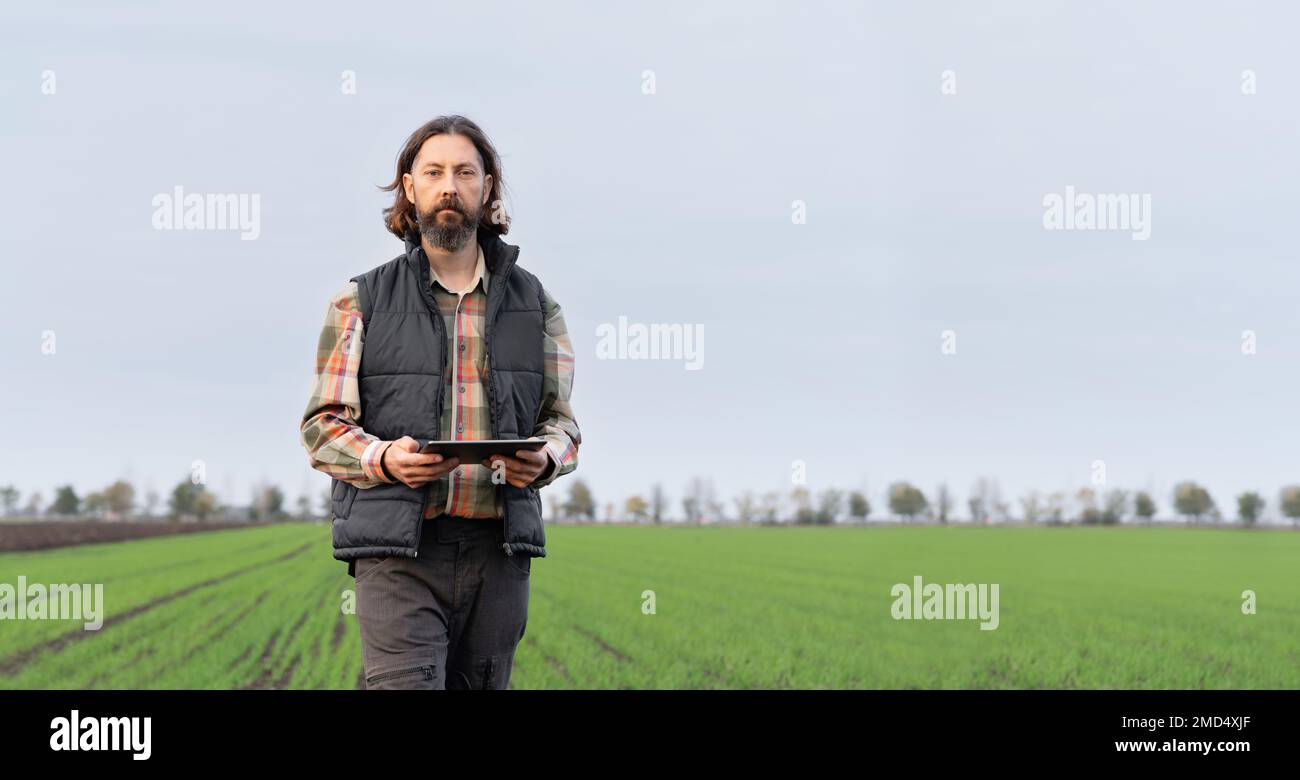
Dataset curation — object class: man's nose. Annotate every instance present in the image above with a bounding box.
[436,178,459,199]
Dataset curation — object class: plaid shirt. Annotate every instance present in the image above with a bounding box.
[300,242,579,519]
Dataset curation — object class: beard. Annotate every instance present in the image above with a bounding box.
[415,197,480,251]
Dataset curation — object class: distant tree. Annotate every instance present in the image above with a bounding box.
[1100,489,1128,525]
[815,489,844,525]
[1044,491,1067,525]
[1280,486,1300,528]
[143,488,160,519]
[758,491,781,524]
[649,483,667,525]
[790,487,815,524]
[625,495,649,522]
[1173,481,1215,525]
[84,491,108,518]
[563,478,595,520]
[169,479,200,520]
[1019,491,1043,524]
[888,482,927,521]
[1075,487,1102,524]
[704,493,726,524]
[681,477,720,524]
[252,483,286,521]
[934,483,952,524]
[296,494,311,521]
[1237,492,1265,526]
[268,485,286,519]
[968,477,1000,524]
[1133,492,1156,523]
[848,491,870,523]
[731,491,756,525]
[681,496,698,524]
[193,489,218,520]
[19,493,41,517]
[103,480,136,519]
[51,485,80,517]
[0,485,18,517]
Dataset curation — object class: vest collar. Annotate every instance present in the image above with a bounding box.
[403,229,519,287]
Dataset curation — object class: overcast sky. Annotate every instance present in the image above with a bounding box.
[2,1,1297,521]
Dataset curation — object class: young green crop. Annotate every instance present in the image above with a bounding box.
[1,523,1295,689]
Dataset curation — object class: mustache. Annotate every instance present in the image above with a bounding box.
[427,200,464,216]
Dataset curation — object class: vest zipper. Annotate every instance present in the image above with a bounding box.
[414,296,448,558]
[487,328,511,558]
[484,283,513,559]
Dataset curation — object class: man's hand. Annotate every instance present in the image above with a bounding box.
[480,448,550,488]
[382,436,459,489]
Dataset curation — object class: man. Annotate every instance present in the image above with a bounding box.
[299,115,580,690]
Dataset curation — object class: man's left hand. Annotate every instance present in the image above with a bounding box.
[481,448,550,488]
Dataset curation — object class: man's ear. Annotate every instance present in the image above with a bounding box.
[402,172,414,204]
[481,173,493,207]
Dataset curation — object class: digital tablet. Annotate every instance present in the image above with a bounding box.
[417,438,548,461]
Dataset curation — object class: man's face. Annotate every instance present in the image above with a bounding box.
[402,133,493,251]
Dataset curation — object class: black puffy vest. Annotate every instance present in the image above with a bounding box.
[330,230,547,575]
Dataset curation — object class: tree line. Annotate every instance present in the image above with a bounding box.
[557,477,1300,527]
[5,476,1299,527]
[0,479,311,522]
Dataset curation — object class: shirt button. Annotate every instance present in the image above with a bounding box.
[457,424,463,432]
[459,385,465,393]
[459,343,465,352]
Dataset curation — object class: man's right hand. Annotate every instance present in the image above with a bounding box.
[381,436,460,489]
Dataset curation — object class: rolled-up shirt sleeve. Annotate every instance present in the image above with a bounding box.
[299,281,393,488]
[528,285,580,489]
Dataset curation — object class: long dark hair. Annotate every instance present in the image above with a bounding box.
[380,115,510,240]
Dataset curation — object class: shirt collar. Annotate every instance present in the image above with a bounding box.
[427,243,489,295]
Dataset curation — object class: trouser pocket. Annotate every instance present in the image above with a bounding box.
[365,663,436,690]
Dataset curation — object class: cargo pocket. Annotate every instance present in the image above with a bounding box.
[365,663,435,689]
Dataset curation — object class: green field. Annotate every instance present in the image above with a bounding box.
[1,522,1297,688]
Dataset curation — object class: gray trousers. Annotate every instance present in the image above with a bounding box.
[354,513,531,689]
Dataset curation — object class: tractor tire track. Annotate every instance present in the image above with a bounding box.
[572,625,631,663]
[0,542,312,677]
[242,605,313,690]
